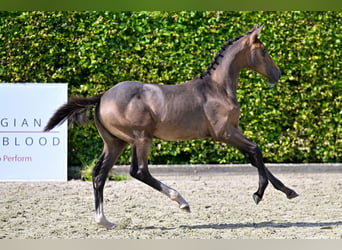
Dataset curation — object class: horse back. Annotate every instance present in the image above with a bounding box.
[98,81,210,142]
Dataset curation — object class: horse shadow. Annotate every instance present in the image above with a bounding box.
[137,221,342,231]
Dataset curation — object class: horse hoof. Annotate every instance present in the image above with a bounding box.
[180,204,191,213]
[106,223,117,230]
[253,193,262,205]
[287,190,299,199]
[98,221,116,230]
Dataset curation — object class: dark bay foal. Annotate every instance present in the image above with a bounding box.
[45,25,298,229]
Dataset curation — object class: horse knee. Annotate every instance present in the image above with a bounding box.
[248,144,261,156]
[244,145,263,167]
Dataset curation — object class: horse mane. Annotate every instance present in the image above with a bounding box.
[199,30,252,79]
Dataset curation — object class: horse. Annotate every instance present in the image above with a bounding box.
[44,25,298,229]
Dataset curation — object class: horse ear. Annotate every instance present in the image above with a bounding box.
[248,24,264,45]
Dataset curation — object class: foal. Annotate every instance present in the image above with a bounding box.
[45,25,298,229]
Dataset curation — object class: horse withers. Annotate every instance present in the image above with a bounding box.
[45,25,298,229]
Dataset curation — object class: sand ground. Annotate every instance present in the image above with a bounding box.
[0,171,341,239]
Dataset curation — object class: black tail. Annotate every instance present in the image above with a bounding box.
[44,94,103,131]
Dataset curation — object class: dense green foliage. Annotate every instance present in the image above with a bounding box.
[0,11,341,166]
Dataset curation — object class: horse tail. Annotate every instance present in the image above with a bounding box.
[44,94,103,131]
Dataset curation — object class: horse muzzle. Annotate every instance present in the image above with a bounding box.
[267,68,281,84]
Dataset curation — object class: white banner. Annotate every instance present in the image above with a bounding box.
[0,83,68,181]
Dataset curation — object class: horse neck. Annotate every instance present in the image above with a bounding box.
[212,47,245,97]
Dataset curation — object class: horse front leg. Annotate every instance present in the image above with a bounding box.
[129,138,190,212]
[264,167,299,199]
[220,126,298,203]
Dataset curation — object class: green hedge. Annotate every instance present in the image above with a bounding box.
[0,11,341,166]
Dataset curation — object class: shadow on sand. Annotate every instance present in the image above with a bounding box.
[136,221,342,231]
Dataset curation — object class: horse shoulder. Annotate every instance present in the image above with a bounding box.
[203,97,240,138]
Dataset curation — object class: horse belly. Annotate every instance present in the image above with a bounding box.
[153,122,208,141]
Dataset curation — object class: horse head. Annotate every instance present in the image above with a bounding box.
[244,25,281,85]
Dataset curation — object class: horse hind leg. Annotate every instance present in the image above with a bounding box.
[129,137,190,212]
[92,139,127,229]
